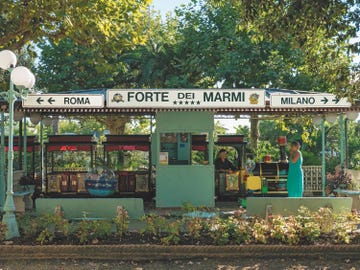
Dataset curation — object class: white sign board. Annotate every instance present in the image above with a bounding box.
[107,89,266,108]
[270,94,351,108]
[23,94,104,108]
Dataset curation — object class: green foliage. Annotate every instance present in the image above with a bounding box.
[296,207,321,243]
[208,218,231,245]
[0,0,151,51]
[36,39,126,92]
[15,207,360,245]
[180,202,212,214]
[326,168,353,192]
[140,213,167,237]
[239,0,359,95]
[18,213,71,245]
[76,218,112,244]
[270,215,300,245]
[347,121,360,169]
[251,219,269,244]
[255,141,279,162]
[114,206,130,239]
[160,220,182,245]
[184,217,204,240]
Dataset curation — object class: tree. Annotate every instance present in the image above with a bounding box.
[0,0,151,52]
[171,0,359,149]
[36,38,126,92]
[238,0,360,96]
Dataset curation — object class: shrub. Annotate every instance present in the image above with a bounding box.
[18,214,72,245]
[141,213,167,237]
[269,215,300,245]
[208,218,230,245]
[296,207,321,243]
[326,167,352,193]
[36,214,72,245]
[76,219,112,244]
[161,220,182,245]
[184,217,204,240]
[141,213,182,245]
[251,218,269,244]
[227,216,251,244]
[114,206,129,239]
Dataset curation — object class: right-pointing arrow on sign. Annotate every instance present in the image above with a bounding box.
[321,97,328,104]
[332,97,340,104]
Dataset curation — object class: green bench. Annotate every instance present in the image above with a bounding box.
[247,197,353,217]
[36,198,144,219]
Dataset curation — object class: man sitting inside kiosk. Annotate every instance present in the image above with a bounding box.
[215,149,237,172]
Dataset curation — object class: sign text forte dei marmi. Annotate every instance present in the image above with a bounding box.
[107,89,266,108]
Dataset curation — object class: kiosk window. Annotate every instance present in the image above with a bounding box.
[160,133,191,165]
[160,133,209,165]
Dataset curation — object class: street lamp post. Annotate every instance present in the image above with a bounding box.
[0,50,35,239]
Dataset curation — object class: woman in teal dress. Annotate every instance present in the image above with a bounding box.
[287,141,303,197]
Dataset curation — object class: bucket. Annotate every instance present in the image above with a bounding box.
[241,199,247,208]
[263,155,272,163]
[277,136,287,146]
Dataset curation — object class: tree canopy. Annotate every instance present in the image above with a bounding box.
[33,0,360,96]
[0,0,151,51]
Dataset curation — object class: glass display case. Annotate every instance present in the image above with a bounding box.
[103,135,151,195]
[45,135,96,194]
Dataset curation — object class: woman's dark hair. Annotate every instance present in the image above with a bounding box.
[291,141,301,148]
[218,149,227,154]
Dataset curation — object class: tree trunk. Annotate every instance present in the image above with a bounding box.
[250,115,260,151]
[103,115,130,135]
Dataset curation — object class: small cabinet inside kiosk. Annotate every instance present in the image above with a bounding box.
[160,133,191,165]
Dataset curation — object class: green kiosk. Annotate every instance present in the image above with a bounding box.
[154,112,215,207]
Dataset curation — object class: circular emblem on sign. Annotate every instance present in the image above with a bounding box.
[249,93,259,104]
[112,93,124,103]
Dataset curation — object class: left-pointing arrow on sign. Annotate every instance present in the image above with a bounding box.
[48,97,55,104]
[36,97,44,104]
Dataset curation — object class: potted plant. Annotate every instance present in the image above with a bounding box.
[326,166,352,194]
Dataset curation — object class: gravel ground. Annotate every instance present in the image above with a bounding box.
[0,257,360,270]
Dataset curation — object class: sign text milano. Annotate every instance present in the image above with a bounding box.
[107,89,265,108]
[270,94,351,108]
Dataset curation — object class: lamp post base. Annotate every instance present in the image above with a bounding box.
[2,196,19,239]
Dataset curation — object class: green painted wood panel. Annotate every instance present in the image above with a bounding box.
[156,111,214,132]
[156,165,215,207]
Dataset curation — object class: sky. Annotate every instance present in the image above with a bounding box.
[151,0,189,16]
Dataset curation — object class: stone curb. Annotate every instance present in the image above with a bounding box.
[0,245,359,260]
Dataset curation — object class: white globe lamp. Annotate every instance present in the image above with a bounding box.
[346,111,359,121]
[0,50,17,70]
[312,115,323,126]
[10,66,33,88]
[326,113,338,123]
[30,113,41,125]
